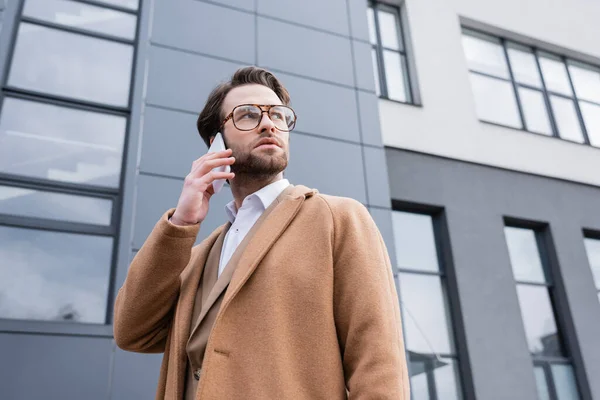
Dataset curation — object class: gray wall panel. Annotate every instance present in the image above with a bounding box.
[257,17,354,87]
[110,345,162,400]
[280,72,361,143]
[357,90,383,147]
[201,0,254,12]
[0,334,112,400]
[386,149,600,400]
[152,0,255,64]
[257,0,349,36]
[286,133,367,203]
[363,146,392,208]
[139,106,205,178]
[352,40,377,92]
[348,0,370,41]
[146,46,243,113]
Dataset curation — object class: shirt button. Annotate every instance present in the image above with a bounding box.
[193,368,202,381]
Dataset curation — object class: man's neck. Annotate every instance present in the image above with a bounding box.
[229,172,284,211]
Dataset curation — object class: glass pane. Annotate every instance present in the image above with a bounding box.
[435,358,462,400]
[0,226,113,323]
[539,55,573,96]
[469,73,522,128]
[378,10,401,50]
[8,23,133,107]
[371,48,381,96]
[367,7,376,45]
[583,238,600,289]
[383,50,410,102]
[507,44,542,87]
[0,97,126,187]
[399,273,455,354]
[23,0,136,40]
[409,360,431,400]
[579,101,600,147]
[568,62,600,104]
[462,32,510,78]
[551,364,579,400]
[534,367,551,400]
[550,96,585,143]
[504,227,546,283]
[93,0,138,10]
[392,211,440,272]
[0,186,112,225]
[410,357,461,400]
[519,87,552,135]
[516,285,565,357]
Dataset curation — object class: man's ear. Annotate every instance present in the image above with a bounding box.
[209,136,215,146]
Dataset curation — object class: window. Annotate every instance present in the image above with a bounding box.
[367,2,414,103]
[462,29,600,148]
[504,226,581,399]
[583,235,600,303]
[392,211,464,399]
[0,0,139,326]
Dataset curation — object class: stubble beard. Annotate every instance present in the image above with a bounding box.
[230,145,288,180]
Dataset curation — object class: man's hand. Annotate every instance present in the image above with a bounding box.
[170,149,235,226]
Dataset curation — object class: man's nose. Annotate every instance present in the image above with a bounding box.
[258,112,276,133]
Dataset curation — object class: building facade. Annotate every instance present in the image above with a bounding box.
[0,0,599,399]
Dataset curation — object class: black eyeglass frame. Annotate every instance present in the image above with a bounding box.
[221,104,297,132]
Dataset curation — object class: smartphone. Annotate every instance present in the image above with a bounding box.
[207,132,230,194]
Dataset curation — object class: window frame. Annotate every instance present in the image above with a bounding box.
[503,218,587,400]
[582,229,600,300]
[368,1,415,105]
[0,0,140,334]
[392,200,475,400]
[463,28,600,148]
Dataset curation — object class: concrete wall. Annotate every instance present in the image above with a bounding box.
[379,0,600,188]
[387,148,600,400]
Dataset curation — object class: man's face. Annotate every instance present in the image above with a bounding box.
[216,84,290,178]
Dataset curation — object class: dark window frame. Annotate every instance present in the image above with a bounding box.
[504,218,589,400]
[463,27,600,148]
[368,1,415,105]
[0,0,141,334]
[392,199,475,400]
[582,229,600,299]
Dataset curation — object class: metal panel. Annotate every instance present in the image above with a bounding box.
[257,16,354,87]
[110,345,163,400]
[357,90,383,146]
[352,39,377,92]
[0,333,112,400]
[363,146,391,208]
[257,0,349,36]
[146,45,243,113]
[199,0,254,12]
[152,0,255,64]
[347,0,370,41]
[139,106,204,178]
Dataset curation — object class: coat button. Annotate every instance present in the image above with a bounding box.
[193,368,202,381]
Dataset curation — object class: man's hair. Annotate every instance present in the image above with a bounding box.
[196,66,291,147]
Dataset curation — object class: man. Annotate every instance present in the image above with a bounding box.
[114,67,409,399]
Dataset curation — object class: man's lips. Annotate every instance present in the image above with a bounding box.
[254,138,281,149]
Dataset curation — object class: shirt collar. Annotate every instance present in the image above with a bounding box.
[225,179,290,223]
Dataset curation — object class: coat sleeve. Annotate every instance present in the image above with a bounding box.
[113,209,200,353]
[328,197,410,399]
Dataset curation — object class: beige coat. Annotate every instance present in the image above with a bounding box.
[114,184,409,399]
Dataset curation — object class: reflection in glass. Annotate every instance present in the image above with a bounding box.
[367,7,376,45]
[0,226,113,323]
[550,96,585,143]
[551,364,579,400]
[518,87,552,135]
[0,97,126,187]
[399,273,455,354]
[583,238,600,289]
[534,367,551,400]
[409,357,461,400]
[409,360,431,400]
[579,102,600,147]
[504,227,546,283]
[516,285,564,357]
[8,23,133,106]
[23,0,137,40]
[378,11,400,50]
[393,211,440,272]
[0,185,112,225]
[507,45,542,87]
[539,55,572,96]
[568,62,600,104]
[383,50,409,102]
[462,33,509,78]
[469,73,521,128]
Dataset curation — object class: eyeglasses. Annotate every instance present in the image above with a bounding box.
[222,104,297,132]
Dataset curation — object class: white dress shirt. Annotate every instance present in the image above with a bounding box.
[218,179,290,277]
